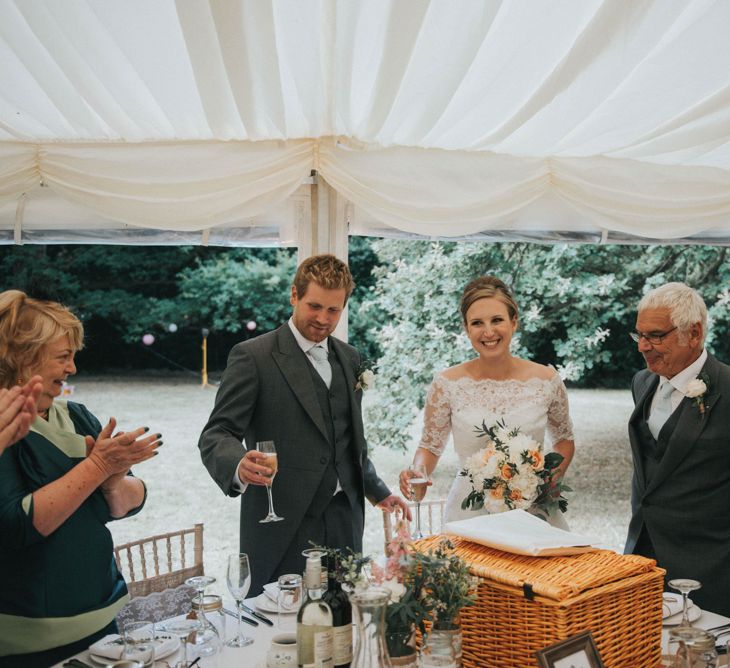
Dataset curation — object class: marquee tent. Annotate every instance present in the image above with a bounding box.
[2,0,730,255]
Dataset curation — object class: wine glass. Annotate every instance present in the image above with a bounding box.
[185,575,218,656]
[668,578,701,628]
[408,463,429,539]
[227,553,253,647]
[257,440,284,523]
[161,618,199,668]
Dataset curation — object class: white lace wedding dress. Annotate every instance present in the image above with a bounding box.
[418,372,574,529]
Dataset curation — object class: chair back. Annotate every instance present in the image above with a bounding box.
[382,498,446,550]
[114,523,204,598]
[116,584,197,627]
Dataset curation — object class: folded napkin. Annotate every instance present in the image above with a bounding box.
[263,582,280,603]
[89,632,178,660]
[444,509,599,557]
[662,592,695,619]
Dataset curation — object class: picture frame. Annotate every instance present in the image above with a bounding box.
[535,630,605,668]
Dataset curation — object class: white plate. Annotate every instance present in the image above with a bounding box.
[255,593,296,614]
[663,604,702,626]
[88,634,179,664]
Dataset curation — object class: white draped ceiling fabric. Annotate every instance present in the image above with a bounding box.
[1,0,730,249]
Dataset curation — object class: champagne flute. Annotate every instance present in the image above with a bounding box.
[257,440,284,523]
[408,463,429,540]
[227,553,253,647]
[668,578,701,628]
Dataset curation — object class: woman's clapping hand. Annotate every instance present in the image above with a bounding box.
[85,417,162,479]
[0,376,42,454]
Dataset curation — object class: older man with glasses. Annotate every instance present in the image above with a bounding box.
[625,282,730,616]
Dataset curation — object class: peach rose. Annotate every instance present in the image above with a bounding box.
[529,450,544,470]
[489,485,505,500]
[500,464,514,480]
[509,489,523,501]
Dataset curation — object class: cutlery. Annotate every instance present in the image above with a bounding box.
[63,660,94,668]
[240,602,274,626]
[707,622,730,633]
[222,606,259,626]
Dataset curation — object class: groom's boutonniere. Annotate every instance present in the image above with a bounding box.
[355,359,376,392]
[685,373,709,415]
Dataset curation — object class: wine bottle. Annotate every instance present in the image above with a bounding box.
[297,554,334,668]
[322,557,352,667]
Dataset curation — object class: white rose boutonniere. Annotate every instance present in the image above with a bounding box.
[685,374,709,415]
[355,360,376,392]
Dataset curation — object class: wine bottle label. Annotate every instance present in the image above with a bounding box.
[332,623,353,665]
[298,625,334,668]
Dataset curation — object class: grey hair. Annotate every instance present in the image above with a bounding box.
[638,282,707,344]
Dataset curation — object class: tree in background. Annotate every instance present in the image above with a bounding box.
[0,245,297,373]
[364,241,729,451]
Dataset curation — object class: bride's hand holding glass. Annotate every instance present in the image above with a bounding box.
[398,466,433,500]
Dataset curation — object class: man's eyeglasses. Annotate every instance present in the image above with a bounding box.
[629,326,677,345]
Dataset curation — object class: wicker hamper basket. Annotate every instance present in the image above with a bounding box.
[415,535,665,668]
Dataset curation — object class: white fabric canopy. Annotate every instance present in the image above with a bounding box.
[1,0,730,245]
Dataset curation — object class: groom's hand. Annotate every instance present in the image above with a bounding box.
[237,450,274,486]
[377,494,412,522]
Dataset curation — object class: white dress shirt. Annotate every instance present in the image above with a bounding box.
[649,348,708,415]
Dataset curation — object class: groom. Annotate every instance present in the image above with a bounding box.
[625,282,730,616]
[199,254,407,595]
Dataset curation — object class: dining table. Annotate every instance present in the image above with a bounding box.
[55,597,730,667]
[54,595,289,668]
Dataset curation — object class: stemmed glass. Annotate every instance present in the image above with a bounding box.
[408,463,429,540]
[185,575,218,656]
[227,553,253,648]
[257,440,284,523]
[161,618,199,668]
[668,578,701,628]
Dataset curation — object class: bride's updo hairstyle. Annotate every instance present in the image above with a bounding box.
[459,276,519,325]
[0,290,84,389]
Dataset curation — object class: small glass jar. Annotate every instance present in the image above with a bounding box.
[686,630,717,668]
[190,594,225,655]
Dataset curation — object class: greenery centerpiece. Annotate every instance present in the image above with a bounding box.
[414,539,476,632]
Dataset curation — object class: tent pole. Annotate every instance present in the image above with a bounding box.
[297,170,350,341]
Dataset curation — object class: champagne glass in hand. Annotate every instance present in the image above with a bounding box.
[227,553,253,648]
[257,440,284,523]
[408,463,429,539]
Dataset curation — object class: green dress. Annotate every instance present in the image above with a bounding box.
[0,400,145,658]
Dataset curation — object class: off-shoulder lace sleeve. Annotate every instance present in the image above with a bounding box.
[417,375,452,456]
[546,375,574,444]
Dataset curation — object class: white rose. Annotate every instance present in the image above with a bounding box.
[360,369,375,390]
[380,578,406,603]
[685,378,707,398]
[508,432,540,455]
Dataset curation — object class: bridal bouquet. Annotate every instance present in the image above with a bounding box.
[460,419,570,516]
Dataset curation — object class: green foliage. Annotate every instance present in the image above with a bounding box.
[413,539,476,630]
[365,241,730,450]
[0,244,297,371]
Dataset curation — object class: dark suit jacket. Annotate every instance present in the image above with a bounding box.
[198,324,390,594]
[626,352,730,615]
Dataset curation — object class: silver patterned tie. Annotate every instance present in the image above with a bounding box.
[308,344,332,388]
[647,381,674,439]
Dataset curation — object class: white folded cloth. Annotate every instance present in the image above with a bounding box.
[88,631,178,660]
[662,592,693,619]
[444,509,599,556]
[263,582,280,603]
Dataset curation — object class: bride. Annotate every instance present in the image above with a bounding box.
[398,276,575,528]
